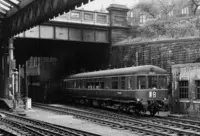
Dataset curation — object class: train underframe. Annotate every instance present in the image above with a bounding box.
[65,96,167,116]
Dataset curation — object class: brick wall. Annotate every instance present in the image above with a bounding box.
[110,38,200,72]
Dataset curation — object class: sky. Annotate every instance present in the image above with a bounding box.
[79,0,138,11]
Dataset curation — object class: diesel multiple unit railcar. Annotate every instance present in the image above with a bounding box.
[62,65,169,115]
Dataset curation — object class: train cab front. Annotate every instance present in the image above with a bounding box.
[137,72,169,115]
[145,89,169,115]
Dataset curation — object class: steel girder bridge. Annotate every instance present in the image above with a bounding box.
[1,0,94,38]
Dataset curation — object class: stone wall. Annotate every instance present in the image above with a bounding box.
[111,28,129,45]
[110,38,200,72]
[171,63,200,117]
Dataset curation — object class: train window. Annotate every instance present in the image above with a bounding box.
[100,82,104,89]
[179,80,188,99]
[82,80,86,88]
[158,76,167,89]
[112,77,118,89]
[105,78,110,89]
[77,80,81,88]
[80,80,83,88]
[66,81,69,88]
[121,76,125,89]
[148,76,158,89]
[127,76,132,89]
[196,80,200,99]
[95,82,100,89]
[73,80,76,88]
[67,81,71,88]
[99,78,104,89]
[137,76,146,89]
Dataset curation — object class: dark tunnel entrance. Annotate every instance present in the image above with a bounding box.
[14,38,110,77]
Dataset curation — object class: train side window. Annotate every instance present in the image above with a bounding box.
[158,76,167,89]
[137,76,146,89]
[196,80,200,99]
[77,80,81,88]
[68,80,72,88]
[105,78,110,89]
[121,76,125,89]
[179,80,188,99]
[99,78,104,89]
[127,76,132,89]
[112,77,118,89]
[73,80,76,88]
[100,82,104,89]
[66,81,70,88]
[95,82,99,89]
[148,76,158,89]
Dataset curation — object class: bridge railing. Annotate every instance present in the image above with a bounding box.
[50,9,110,26]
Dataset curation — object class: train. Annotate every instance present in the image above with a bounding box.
[61,65,169,115]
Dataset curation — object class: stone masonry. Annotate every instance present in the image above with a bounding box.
[110,38,200,72]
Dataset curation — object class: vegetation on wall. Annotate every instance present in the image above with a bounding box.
[119,0,200,45]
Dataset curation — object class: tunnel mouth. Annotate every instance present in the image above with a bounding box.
[14,38,110,76]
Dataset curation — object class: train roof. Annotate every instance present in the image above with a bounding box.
[68,65,167,79]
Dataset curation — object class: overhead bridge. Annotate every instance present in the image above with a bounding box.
[14,4,131,45]
[2,0,95,39]
[15,10,110,43]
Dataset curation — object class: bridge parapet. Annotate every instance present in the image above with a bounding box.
[50,10,110,27]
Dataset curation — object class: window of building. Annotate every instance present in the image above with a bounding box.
[140,14,146,24]
[181,7,189,15]
[179,80,189,99]
[137,76,146,89]
[112,77,118,89]
[70,12,80,19]
[196,80,200,99]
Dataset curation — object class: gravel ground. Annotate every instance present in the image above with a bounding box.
[25,108,137,136]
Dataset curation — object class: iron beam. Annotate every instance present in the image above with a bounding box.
[1,0,94,39]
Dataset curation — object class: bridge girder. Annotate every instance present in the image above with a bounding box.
[2,0,93,39]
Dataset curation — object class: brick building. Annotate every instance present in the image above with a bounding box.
[25,57,61,102]
[128,0,199,25]
[172,63,200,117]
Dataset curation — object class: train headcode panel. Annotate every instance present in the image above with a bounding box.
[62,65,169,116]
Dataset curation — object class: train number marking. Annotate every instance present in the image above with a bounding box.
[149,91,156,98]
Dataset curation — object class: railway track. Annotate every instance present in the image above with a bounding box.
[0,110,101,136]
[0,125,21,136]
[33,102,200,136]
